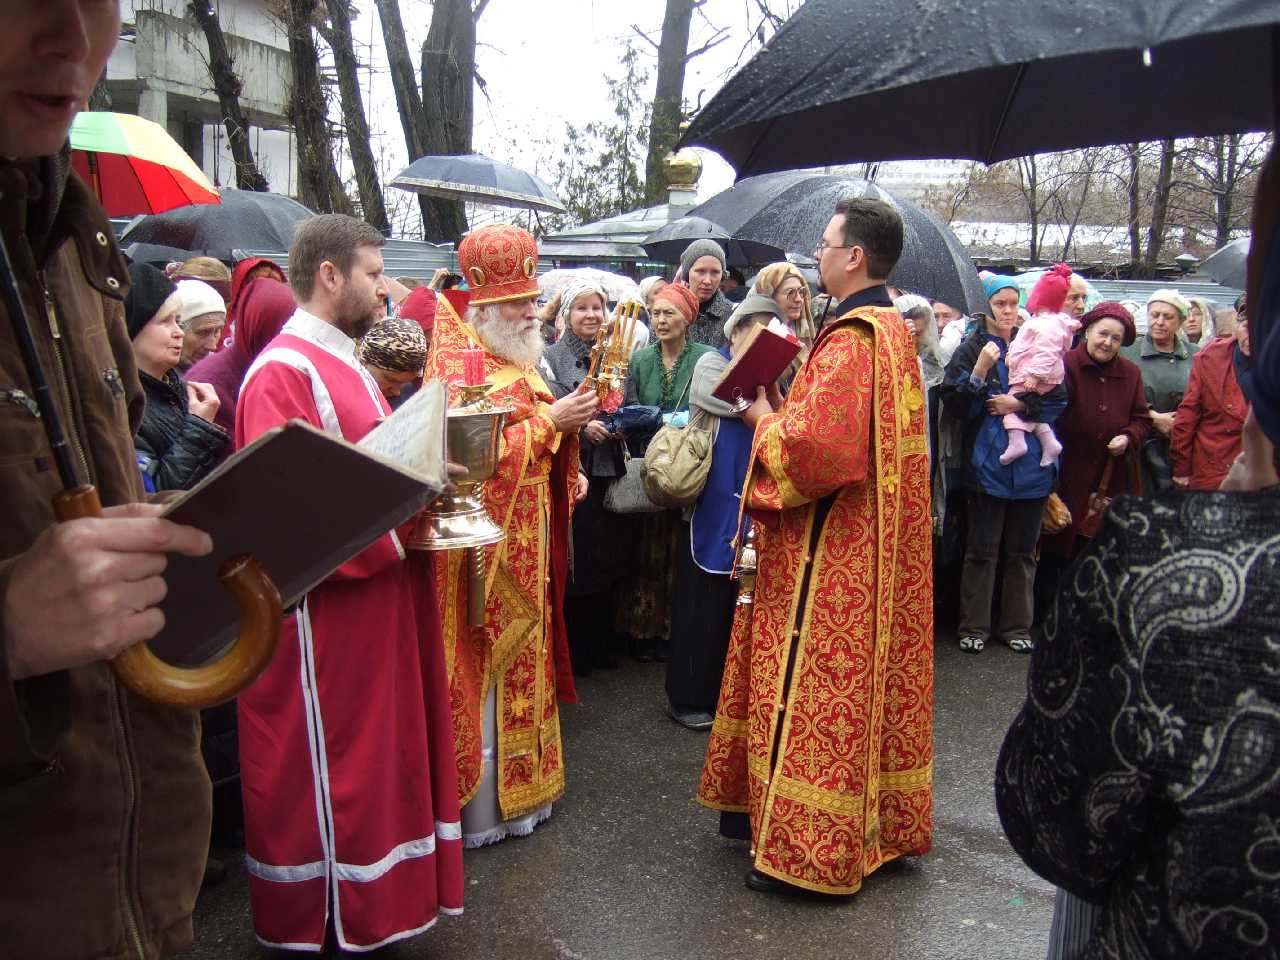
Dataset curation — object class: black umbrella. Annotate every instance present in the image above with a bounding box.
[390,154,567,214]
[123,241,199,266]
[641,216,787,267]
[120,189,314,261]
[1200,237,1250,289]
[690,172,987,315]
[681,0,1279,175]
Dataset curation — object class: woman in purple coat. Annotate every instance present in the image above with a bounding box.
[1035,302,1151,612]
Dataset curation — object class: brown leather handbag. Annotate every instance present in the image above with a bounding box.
[1041,493,1072,535]
[1079,452,1141,539]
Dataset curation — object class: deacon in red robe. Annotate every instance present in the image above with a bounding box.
[699,198,935,896]
[235,215,463,951]
[428,225,598,846]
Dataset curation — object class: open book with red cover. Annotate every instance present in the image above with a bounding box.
[711,321,802,407]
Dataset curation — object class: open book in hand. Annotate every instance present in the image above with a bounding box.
[711,319,802,407]
[151,381,448,667]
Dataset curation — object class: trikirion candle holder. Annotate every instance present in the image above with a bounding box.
[407,381,513,627]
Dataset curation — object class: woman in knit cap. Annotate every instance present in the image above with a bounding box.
[664,291,787,728]
[752,261,815,343]
[174,277,228,371]
[127,262,228,492]
[1034,301,1149,611]
[1120,289,1198,491]
[543,279,632,674]
[187,277,295,437]
[617,283,717,661]
[678,239,733,349]
[939,273,1064,654]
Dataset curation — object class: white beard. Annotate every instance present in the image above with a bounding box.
[470,305,545,368]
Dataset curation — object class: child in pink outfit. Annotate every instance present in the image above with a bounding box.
[1001,264,1080,467]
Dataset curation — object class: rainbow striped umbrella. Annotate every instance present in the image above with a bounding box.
[70,111,220,216]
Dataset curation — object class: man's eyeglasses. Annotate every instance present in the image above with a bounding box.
[813,239,855,256]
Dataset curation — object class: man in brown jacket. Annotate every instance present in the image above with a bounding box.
[0,2,218,957]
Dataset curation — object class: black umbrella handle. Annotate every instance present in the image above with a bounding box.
[0,230,80,489]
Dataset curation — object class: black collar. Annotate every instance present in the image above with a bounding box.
[834,284,893,317]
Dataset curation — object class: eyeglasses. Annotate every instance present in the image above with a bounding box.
[779,286,806,300]
[813,239,855,256]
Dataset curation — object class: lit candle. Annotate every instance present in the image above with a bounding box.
[462,348,485,386]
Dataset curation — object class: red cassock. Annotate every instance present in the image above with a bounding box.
[234,309,463,951]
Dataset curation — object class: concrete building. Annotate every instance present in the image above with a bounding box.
[105,0,296,193]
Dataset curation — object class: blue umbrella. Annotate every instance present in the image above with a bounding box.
[390,154,567,215]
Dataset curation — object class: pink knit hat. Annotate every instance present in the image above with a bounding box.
[1026,263,1073,315]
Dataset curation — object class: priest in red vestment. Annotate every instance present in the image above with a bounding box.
[698,198,935,896]
[235,214,464,950]
[428,225,598,846]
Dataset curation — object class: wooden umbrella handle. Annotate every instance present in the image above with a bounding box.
[53,486,282,710]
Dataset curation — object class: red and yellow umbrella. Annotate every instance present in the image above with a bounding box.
[70,111,221,216]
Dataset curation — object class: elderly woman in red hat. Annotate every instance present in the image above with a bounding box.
[1034,301,1150,611]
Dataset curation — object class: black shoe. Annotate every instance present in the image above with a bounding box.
[202,856,228,889]
[745,868,844,899]
[667,705,714,730]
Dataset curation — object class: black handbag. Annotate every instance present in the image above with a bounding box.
[1142,436,1174,493]
[603,403,661,439]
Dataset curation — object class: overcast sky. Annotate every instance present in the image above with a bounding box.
[348,0,781,207]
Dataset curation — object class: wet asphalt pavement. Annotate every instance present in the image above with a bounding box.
[182,633,1053,960]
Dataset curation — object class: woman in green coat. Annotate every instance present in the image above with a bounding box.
[616,283,715,660]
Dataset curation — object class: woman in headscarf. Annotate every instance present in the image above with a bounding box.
[223,255,285,348]
[665,291,785,728]
[1120,289,1198,492]
[543,279,631,674]
[616,283,716,661]
[127,262,228,492]
[186,277,295,438]
[360,317,428,404]
[1033,302,1149,614]
[752,261,815,343]
[1184,296,1217,346]
[939,274,1064,655]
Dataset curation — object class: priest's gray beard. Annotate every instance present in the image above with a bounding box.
[469,304,544,368]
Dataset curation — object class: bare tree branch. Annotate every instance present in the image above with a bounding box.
[472,0,490,21]
[631,24,661,52]
[684,28,729,62]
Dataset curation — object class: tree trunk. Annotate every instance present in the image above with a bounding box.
[323,0,390,233]
[1126,143,1142,266]
[286,0,335,211]
[1139,139,1176,278]
[190,1,271,191]
[373,0,434,233]
[1020,155,1039,263]
[1215,134,1238,248]
[419,0,475,243]
[642,0,694,206]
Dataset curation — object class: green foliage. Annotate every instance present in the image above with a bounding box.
[541,42,651,234]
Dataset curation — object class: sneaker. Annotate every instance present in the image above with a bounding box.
[667,705,714,730]
[958,634,985,653]
[1004,635,1034,653]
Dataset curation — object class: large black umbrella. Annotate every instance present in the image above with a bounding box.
[120,189,314,260]
[1200,237,1251,289]
[681,0,1279,175]
[390,154,567,214]
[690,172,987,315]
[642,216,787,267]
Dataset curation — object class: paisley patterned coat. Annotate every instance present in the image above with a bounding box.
[997,489,1280,959]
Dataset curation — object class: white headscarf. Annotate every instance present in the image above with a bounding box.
[556,278,609,334]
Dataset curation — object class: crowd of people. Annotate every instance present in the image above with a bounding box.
[3,5,1279,959]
